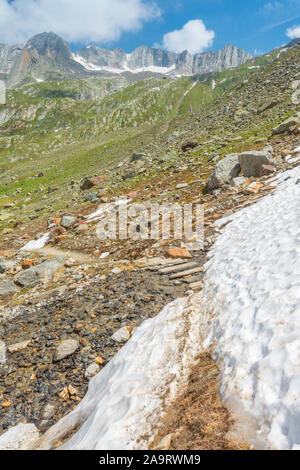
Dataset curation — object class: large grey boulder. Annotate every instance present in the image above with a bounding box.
[15,256,65,288]
[0,280,19,297]
[272,114,300,135]
[238,150,275,177]
[207,154,241,190]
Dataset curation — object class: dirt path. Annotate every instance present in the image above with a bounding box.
[26,246,99,265]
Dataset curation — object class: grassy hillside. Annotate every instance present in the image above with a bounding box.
[0,43,299,229]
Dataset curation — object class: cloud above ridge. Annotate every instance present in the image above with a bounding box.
[0,0,161,44]
[162,20,215,55]
[286,24,300,39]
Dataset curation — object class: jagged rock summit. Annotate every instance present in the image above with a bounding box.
[74,41,252,76]
[1,32,252,86]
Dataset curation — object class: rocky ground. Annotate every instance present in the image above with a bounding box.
[1,128,299,447]
[0,268,185,433]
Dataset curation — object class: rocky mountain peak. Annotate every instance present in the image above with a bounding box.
[25,32,72,61]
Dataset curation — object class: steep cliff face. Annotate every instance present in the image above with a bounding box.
[7,33,86,86]
[76,43,252,75]
[0,44,23,74]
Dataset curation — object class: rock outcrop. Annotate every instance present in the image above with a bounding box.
[76,43,252,76]
[207,154,241,190]
[238,150,275,177]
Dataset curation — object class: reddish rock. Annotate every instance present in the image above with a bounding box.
[54,235,67,244]
[51,226,65,237]
[126,191,138,199]
[92,175,106,185]
[81,176,106,190]
[259,164,276,176]
[166,248,193,259]
[21,259,36,270]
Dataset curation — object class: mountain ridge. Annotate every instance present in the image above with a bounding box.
[0,32,253,86]
[75,42,252,76]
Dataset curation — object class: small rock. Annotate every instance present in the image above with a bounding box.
[0,341,6,364]
[77,224,88,233]
[257,100,278,114]
[85,362,100,379]
[94,357,104,365]
[167,248,192,259]
[111,267,122,275]
[0,260,16,273]
[21,259,36,270]
[175,183,188,189]
[153,434,172,450]
[8,340,31,354]
[74,323,83,333]
[111,326,131,342]
[59,387,69,400]
[131,152,145,162]
[42,404,56,420]
[68,385,77,396]
[122,171,136,180]
[182,141,197,152]
[231,176,247,186]
[80,176,106,190]
[84,193,99,203]
[54,339,79,362]
[60,216,77,229]
[1,401,11,408]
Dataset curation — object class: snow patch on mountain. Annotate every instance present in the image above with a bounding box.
[72,53,176,75]
[203,164,300,449]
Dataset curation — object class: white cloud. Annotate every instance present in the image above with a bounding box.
[286,24,300,39]
[0,0,161,44]
[162,20,215,55]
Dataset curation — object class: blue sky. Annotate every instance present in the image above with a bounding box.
[1,1,300,55]
[109,0,300,54]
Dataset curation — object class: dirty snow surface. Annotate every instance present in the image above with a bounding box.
[203,164,300,450]
[21,232,51,251]
[37,296,200,450]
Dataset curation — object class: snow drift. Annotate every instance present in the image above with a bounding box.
[202,164,300,449]
[36,296,201,450]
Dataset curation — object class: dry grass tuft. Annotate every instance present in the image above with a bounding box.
[150,353,250,450]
